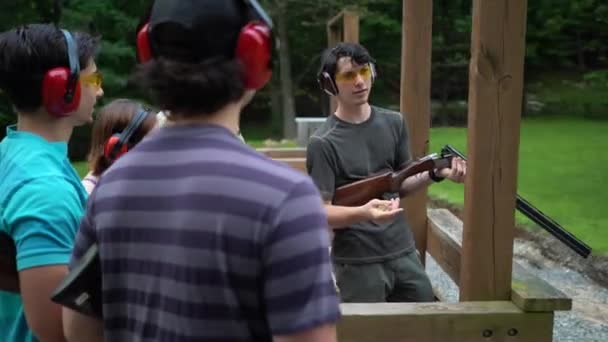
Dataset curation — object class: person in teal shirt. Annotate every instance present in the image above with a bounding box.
[0,23,103,341]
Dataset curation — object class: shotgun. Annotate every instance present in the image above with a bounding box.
[1,230,104,317]
[333,152,454,207]
[441,144,592,258]
[0,232,19,293]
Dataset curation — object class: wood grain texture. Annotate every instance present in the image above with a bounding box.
[460,0,529,301]
[400,0,433,263]
[428,208,571,312]
[256,147,306,159]
[338,301,553,342]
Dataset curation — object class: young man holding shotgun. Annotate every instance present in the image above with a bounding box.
[307,42,467,303]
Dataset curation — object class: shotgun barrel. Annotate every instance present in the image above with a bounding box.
[441,144,592,258]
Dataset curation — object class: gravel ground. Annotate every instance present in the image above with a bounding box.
[425,237,608,342]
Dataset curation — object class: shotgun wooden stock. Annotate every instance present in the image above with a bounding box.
[333,153,453,207]
[0,232,19,293]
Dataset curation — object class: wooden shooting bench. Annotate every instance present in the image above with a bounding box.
[257,0,572,340]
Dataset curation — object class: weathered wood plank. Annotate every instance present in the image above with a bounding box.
[427,208,572,312]
[272,157,307,173]
[427,218,461,285]
[256,147,306,159]
[400,0,433,264]
[338,301,553,342]
[510,263,572,312]
[342,10,359,44]
[461,0,529,301]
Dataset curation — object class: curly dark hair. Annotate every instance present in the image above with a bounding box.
[131,0,253,118]
[318,42,376,81]
[131,57,245,118]
[0,23,100,112]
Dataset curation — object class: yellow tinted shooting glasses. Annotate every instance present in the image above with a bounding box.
[80,71,103,88]
[335,64,373,83]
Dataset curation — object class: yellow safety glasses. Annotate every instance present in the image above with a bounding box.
[80,71,103,89]
[335,64,372,83]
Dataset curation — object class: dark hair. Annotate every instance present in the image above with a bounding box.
[0,23,100,112]
[318,42,375,81]
[87,99,157,176]
[131,0,253,118]
[131,57,245,118]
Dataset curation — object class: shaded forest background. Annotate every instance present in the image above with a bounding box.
[0,0,606,160]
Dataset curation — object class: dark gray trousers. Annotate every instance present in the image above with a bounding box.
[333,250,435,302]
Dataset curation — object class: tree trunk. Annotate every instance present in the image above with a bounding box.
[276,1,297,139]
[575,31,586,71]
[52,0,62,24]
[270,74,282,137]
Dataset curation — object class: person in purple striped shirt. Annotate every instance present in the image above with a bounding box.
[61,1,341,342]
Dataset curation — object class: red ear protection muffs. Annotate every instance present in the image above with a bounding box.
[135,0,273,90]
[103,109,150,163]
[42,29,81,117]
[317,62,377,96]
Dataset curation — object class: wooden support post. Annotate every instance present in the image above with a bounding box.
[326,15,341,50]
[400,0,433,263]
[326,9,360,115]
[326,12,342,115]
[460,0,529,301]
[342,10,359,43]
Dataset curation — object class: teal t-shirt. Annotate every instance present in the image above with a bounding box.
[0,125,87,342]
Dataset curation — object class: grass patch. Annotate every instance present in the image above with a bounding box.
[72,161,88,178]
[428,116,608,255]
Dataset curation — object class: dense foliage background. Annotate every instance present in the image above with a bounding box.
[0,0,606,160]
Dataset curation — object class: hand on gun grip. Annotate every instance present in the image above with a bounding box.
[438,156,467,183]
[363,198,403,224]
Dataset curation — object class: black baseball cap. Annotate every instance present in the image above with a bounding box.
[145,0,272,63]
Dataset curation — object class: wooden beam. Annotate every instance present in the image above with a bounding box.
[326,8,359,115]
[400,0,433,263]
[338,302,553,342]
[272,157,307,173]
[342,10,359,43]
[510,263,572,312]
[460,0,529,301]
[256,147,306,159]
[327,9,346,29]
[427,216,461,284]
[427,209,572,312]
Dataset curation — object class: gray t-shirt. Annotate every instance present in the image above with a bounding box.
[306,106,416,264]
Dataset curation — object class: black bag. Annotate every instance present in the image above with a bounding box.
[50,243,102,319]
[0,232,19,293]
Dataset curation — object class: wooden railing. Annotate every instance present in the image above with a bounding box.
[258,146,572,342]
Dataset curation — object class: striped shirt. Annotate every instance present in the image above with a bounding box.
[70,124,340,341]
